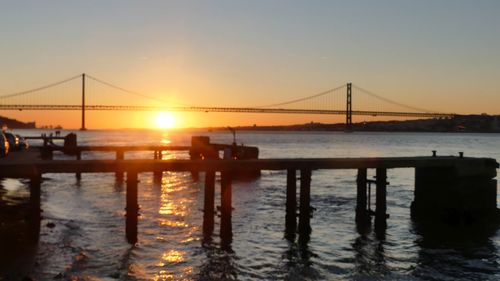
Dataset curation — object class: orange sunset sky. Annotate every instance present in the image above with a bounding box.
[1,1,499,129]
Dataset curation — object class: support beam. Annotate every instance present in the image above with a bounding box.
[298,169,312,239]
[29,173,42,241]
[285,169,297,240]
[220,171,232,242]
[203,171,216,237]
[375,168,388,229]
[355,168,369,223]
[126,170,139,244]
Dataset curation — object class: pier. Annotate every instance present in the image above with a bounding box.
[0,143,498,245]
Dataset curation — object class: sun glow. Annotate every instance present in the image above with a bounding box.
[156,112,176,129]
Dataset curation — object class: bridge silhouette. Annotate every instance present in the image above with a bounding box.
[0,73,456,130]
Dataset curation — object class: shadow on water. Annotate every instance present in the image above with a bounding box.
[351,218,390,278]
[411,218,500,280]
[197,235,238,280]
[280,226,322,280]
[0,182,39,280]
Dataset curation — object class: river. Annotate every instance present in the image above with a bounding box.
[1,130,499,280]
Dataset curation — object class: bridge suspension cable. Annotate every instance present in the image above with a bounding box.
[85,74,190,106]
[352,84,441,114]
[0,74,81,99]
[254,84,346,108]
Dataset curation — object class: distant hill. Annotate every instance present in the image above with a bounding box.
[0,115,36,129]
[212,115,500,133]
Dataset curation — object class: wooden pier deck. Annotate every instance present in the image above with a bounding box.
[0,147,497,244]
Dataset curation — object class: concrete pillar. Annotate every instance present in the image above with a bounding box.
[126,171,139,244]
[412,159,498,223]
[285,169,297,240]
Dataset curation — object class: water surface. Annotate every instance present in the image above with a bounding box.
[1,130,499,280]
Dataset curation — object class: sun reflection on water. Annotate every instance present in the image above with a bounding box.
[154,133,198,280]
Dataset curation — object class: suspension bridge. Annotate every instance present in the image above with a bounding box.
[0,73,456,130]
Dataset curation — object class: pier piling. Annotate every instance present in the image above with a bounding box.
[298,169,312,239]
[203,171,216,236]
[355,168,369,223]
[285,169,297,239]
[126,171,139,244]
[375,168,388,230]
[153,150,163,182]
[115,151,124,182]
[220,171,233,241]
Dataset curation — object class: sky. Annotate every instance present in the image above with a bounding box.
[0,0,499,129]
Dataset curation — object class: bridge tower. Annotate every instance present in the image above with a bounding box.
[80,73,86,131]
[346,82,352,131]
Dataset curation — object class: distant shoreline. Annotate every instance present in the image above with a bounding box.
[3,114,500,133]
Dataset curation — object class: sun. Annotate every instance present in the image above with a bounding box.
[156,112,176,129]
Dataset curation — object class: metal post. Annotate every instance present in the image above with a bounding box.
[355,168,369,223]
[203,171,216,236]
[346,82,352,131]
[285,169,297,239]
[375,168,388,229]
[126,170,139,244]
[220,171,232,241]
[298,169,312,239]
[80,73,86,131]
